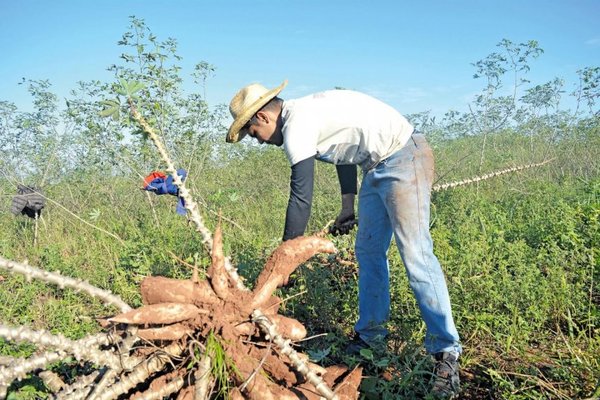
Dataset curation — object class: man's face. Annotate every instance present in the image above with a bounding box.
[244,110,283,146]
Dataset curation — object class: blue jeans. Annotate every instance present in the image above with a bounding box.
[354,134,462,355]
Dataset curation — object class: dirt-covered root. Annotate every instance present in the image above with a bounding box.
[137,323,191,341]
[108,303,202,324]
[129,234,355,398]
[141,276,220,305]
[330,366,363,400]
[268,314,307,340]
[206,224,231,301]
[251,236,337,309]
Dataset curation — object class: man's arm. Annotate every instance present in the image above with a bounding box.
[336,164,357,195]
[332,164,358,235]
[282,156,315,241]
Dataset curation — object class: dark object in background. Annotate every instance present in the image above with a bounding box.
[11,185,45,219]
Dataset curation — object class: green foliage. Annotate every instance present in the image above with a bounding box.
[203,331,238,397]
[574,66,600,115]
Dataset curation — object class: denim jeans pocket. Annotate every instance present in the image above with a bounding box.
[381,142,415,170]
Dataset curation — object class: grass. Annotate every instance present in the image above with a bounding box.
[0,127,598,399]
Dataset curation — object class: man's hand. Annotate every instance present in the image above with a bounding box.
[329,193,357,236]
[329,211,358,236]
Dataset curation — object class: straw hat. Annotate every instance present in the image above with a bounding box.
[226,80,288,143]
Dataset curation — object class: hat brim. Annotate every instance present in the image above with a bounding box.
[226,80,288,143]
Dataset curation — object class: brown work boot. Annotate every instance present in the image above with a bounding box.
[431,352,460,398]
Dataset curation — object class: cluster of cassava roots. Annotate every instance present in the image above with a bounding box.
[0,227,362,399]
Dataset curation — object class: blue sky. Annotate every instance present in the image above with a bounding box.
[1,0,598,118]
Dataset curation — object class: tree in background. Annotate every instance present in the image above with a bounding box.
[0,16,227,187]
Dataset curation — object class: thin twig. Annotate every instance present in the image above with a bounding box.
[196,195,247,233]
[499,370,571,400]
[263,290,308,313]
[167,250,208,279]
[296,332,329,343]
[239,342,272,393]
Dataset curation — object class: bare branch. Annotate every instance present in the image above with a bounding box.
[0,325,121,370]
[0,333,110,385]
[86,369,118,400]
[194,353,213,400]
[95,342,184,400]
[0,256,132,312]
[433,159,554,192]
[0,350,65,385]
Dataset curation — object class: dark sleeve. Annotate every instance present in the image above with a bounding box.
[283,156,315,241]
[336,164,357,194]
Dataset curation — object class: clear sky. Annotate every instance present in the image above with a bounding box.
[1,0,598,118]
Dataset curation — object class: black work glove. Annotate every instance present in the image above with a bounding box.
[329,213,358,236]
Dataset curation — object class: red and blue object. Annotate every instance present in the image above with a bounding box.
[143,169,187,215]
